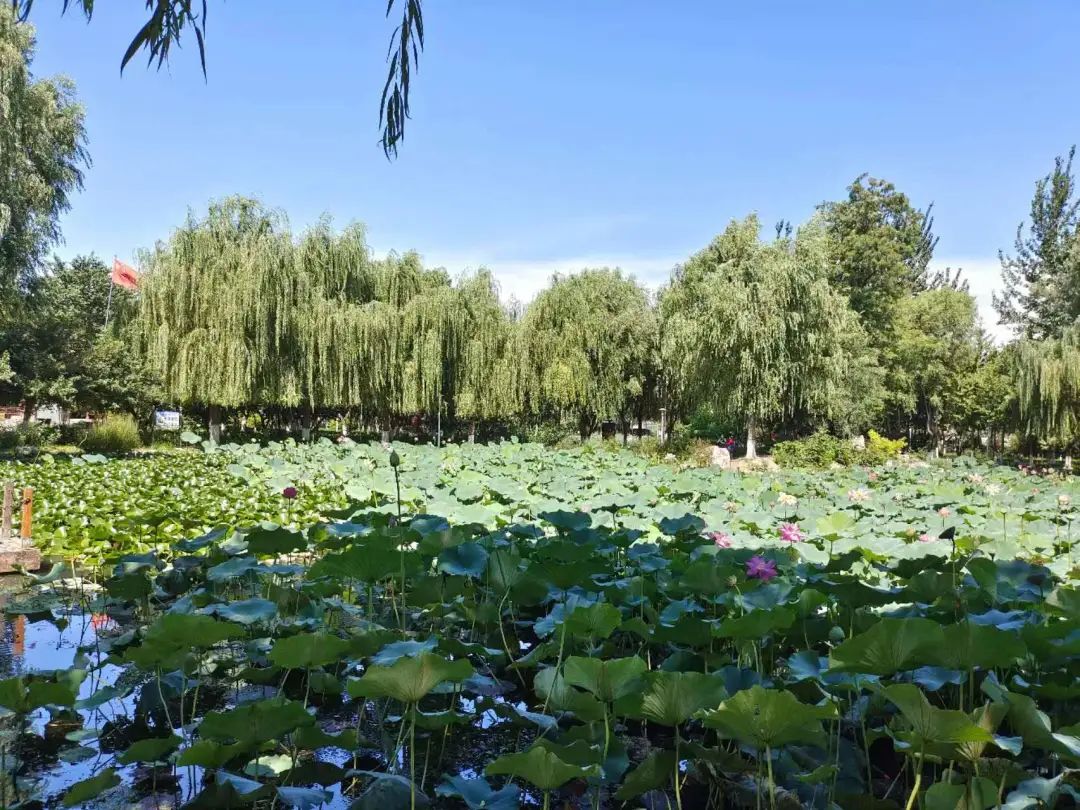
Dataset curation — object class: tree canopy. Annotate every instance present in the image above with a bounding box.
[519,269,655,439]
[137,197,515,428]
[661,216,870,456]
[822,175,937,344]
[994,147,1080,339]
[0,255,155,417]
[0,4,87,299]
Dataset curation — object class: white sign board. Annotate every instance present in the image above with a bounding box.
[154,410,181,431]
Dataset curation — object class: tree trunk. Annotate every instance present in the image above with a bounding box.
[300,405,314,442]
[578,412,596,441]
[468,421,476,444]
[745,416,757,460]
[208,404,223,444]
[21,400,35,424]
[1065,454,1074,472]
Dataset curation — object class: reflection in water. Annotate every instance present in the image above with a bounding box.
[0,577,527,808]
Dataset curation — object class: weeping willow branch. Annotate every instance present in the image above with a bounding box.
[137,197,514,422]
[14,0,424,157]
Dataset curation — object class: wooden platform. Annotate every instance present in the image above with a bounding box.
[0,483,39,573]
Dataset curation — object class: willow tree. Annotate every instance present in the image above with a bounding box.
[447,270,520,436]
[661,215,869,458]
[139,197,295,438]
[519,269,656,440]
[0,5,87,300]
[1017,325,1080,467]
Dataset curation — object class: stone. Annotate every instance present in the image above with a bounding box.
[710,445,731,468]
[850,435,866,451]
[0,538,40,574]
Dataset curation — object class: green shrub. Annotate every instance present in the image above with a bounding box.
[0,422,56,451]
[864,430,906,464]
[82,414,143,454]
[772,431,861,468]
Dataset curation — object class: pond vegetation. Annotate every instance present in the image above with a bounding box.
[0,442,1077,808]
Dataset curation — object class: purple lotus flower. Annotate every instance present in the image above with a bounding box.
[282,486,298,499]
[746,555,778,582]
[778,522,803,543]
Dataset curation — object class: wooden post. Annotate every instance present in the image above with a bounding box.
[1,483,12,543]
[20,487,32,544]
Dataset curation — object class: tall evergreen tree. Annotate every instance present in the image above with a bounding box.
[822,175,937,342]
[993,147,1080,339]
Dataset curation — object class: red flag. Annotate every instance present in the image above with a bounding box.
[112,258,140,291]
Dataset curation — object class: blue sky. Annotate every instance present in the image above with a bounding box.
[25,1,1080,336]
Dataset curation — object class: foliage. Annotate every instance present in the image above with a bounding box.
[863,429,906,463]
[890,288,986,451]
[81,413,143,454]
[519,268,656,439]
[2,442,1078,810]
[1017,324,1080,451]
[0,255,155,416]
[822,174,937,342]
[771,430,862,468]
[138,198,516,426]
[0,5,88,298]
[0,420,55,451]
[661,216,877,456]
[14,0,425,158]
[994,146,1080,339]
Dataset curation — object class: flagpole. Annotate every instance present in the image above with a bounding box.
[104,257,116,329]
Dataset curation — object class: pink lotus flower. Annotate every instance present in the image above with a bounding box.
[867,471,879,482]
[778,522,803,543]
[918,533,933,543]
[746,555,778,582]
[709,531,732,548]
[937,507,950,518]
[282,486,298,499]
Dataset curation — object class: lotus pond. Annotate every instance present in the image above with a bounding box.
[0,441,1078,808]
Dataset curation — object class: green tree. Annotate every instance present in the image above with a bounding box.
[822,175,937,343]
[0,5,88,299]
[1016,325,1080,465]
[138,197,517,439]
[14,0,423,157]
[993,147,1080,339]
[661,215,870,458]
[519,269,656,440]
[0,255,150,419]
[942,346,1014,452]
[891,288,983,455]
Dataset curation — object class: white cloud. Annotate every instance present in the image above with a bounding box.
[930,256,1013,342]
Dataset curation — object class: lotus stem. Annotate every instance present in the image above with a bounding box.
[904,747,924,810]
